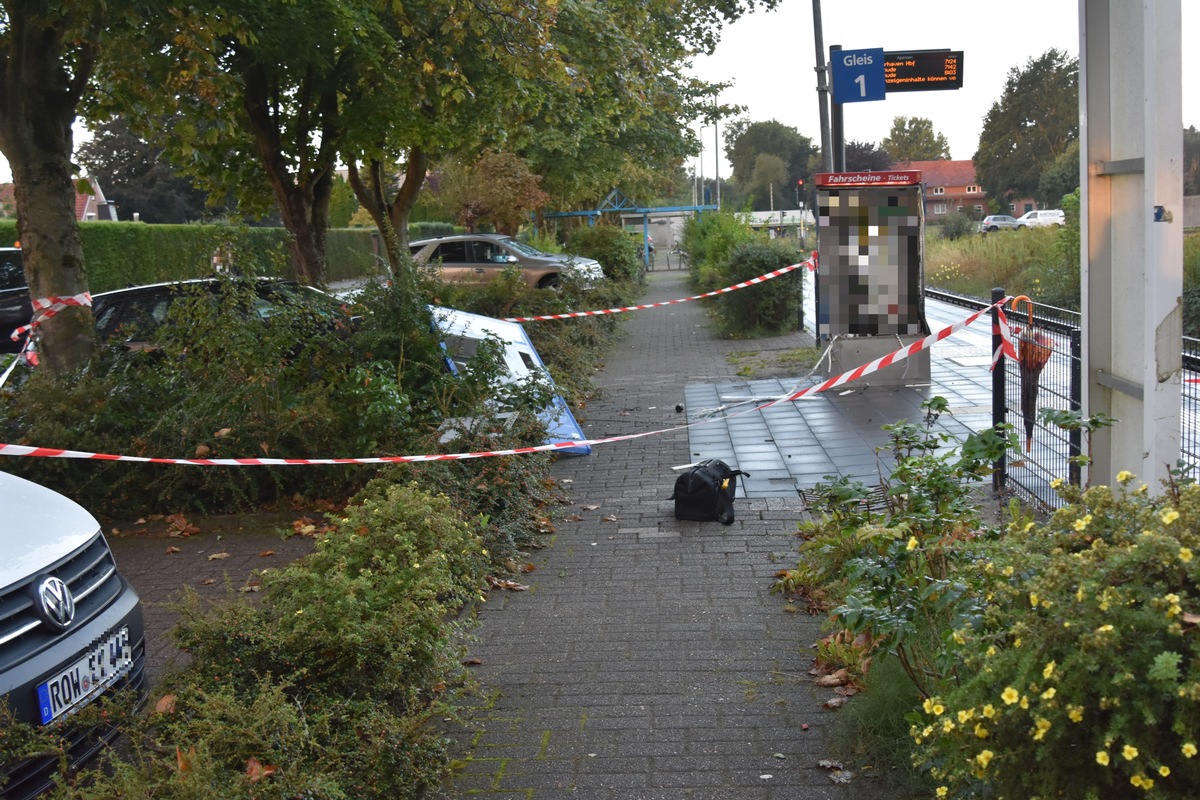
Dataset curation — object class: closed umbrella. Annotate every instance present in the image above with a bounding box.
[1011,296,1054,453]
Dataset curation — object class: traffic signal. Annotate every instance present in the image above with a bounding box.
[797,178,805,187]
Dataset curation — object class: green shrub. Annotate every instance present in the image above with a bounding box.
[711,238,805,338]
[914,473,1200,799]
[566,223,642,283]
[55,482,487,799]
[680,211,762,292]
[408,221,457,240]
[1,278,446,515]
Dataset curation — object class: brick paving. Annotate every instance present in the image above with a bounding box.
[432,269,883,799]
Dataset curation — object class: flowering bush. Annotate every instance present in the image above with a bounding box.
[913,472,1200,799]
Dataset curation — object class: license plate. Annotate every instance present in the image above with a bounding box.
[36,626,133,725]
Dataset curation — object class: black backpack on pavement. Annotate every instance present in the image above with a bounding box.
[670,459,749,525]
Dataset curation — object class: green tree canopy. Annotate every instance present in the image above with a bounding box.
[973,49,1078,205]
[844,140,892,172]
[76,117,223,224]
[429,151,549,235]
[881,116,951,162]
[724,119,816,211]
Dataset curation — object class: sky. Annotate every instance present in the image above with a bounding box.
[688,1,1198,176]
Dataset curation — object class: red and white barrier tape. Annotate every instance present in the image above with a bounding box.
[0,296,1014,467]
[504,252,818,322]
[9,292,92,343]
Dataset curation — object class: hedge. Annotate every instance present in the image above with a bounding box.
[0,219,379,289]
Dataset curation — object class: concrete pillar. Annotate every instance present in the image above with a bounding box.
[1081,0,1183,486]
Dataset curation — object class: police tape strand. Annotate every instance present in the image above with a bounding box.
[502,252,818,323]
[1,292,93,387]
[0,296,1016,467]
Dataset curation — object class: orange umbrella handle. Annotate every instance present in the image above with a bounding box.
[1009,295,1034,326]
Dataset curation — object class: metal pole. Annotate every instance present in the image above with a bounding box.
[714,99,721,209]
[830,44,845,172]
[1069,328,1083,486]
[992,287,1008,494]
[812,0,832,172]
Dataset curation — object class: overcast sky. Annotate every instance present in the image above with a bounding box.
[689,1,1198,175]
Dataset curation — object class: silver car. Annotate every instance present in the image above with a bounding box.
[1,471,146,800]
[978,215,1019,233]
[409,233,603,289]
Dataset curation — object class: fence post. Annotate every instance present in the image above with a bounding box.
[992,287,1008,494]
[1069,328,1083,486]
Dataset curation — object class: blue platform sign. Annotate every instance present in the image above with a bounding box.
[830,47,886,104]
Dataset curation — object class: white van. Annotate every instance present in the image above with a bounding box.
[1015,209,1065,229]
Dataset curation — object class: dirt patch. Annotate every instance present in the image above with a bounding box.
[725,346,824,379]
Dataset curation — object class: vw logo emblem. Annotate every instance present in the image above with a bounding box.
[35,576,75,630]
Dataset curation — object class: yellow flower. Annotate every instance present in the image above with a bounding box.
[942,718,955,733]
[1181,547,1194,563]
[1183,742,1197,758]
[932,702,946,716]
[937,788,948,798]
[1076,587,1086,602]
[1020,695,1029,709]
[1051,477,1064,489]
[1069,706,1084,723]
[1123,744,1139,761]
[1117,470,1135,483]
[982,704,997,719]
[1043,660,1056,679]
[986,646,997,657]
[952,629,966,645]
[957,709,974,724]
[1097,751,1111,766]
[1041,687,1057,700]
[974,723,989,739]
[923,697,935,714]
[1030,592,1040,607]
[1162,509,1181,525]
[907,536,919,551]
[976,750,994,768]
[1073,517,1089,532]
[1097,624,1115,633]
[1160,765,1171,777]
[1001,687,1020,705]
[1033,718,1052,741]
[1014,637,1023,648]
[1002,565,1014,577]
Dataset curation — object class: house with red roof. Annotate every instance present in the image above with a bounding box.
[0,178,119,222]
[890,160,989,220]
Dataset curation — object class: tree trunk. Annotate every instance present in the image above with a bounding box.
[241,62,335,288]
[347,149,427,289]
[0,6,96,377]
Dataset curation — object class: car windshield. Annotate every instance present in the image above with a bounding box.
[499,237,548,257]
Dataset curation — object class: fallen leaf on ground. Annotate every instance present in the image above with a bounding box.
[561,514,584,522]
[207,552,230,561]
[828,770,854,784]
[486,576,530,591]
[199,578,216,586]
[241,580,262,593]
[582,504,600,511]
[165,546,181,554]
[155,694,176,714]
[245,757,277,783]
[601,515,618,522]
[258,550,276,557]
[822,696,847,709]
[166,513,200,537]
[462,657,483,666]
[214,428,232,438]
[817,760,843,770]
[194,444,210,458]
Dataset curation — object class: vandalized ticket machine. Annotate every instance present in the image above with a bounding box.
[814,170,930,385]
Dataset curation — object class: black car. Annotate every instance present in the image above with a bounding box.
[0,248,30,355]
[1,471,146,800]
[90,277,356,351]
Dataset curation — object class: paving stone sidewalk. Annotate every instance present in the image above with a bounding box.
[433,269,889,799]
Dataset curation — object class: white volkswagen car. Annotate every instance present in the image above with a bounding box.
[1,471,145,800]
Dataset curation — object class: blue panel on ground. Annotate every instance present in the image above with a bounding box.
[431,306,591,456]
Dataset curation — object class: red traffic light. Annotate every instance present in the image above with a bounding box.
[797,179,805,187]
